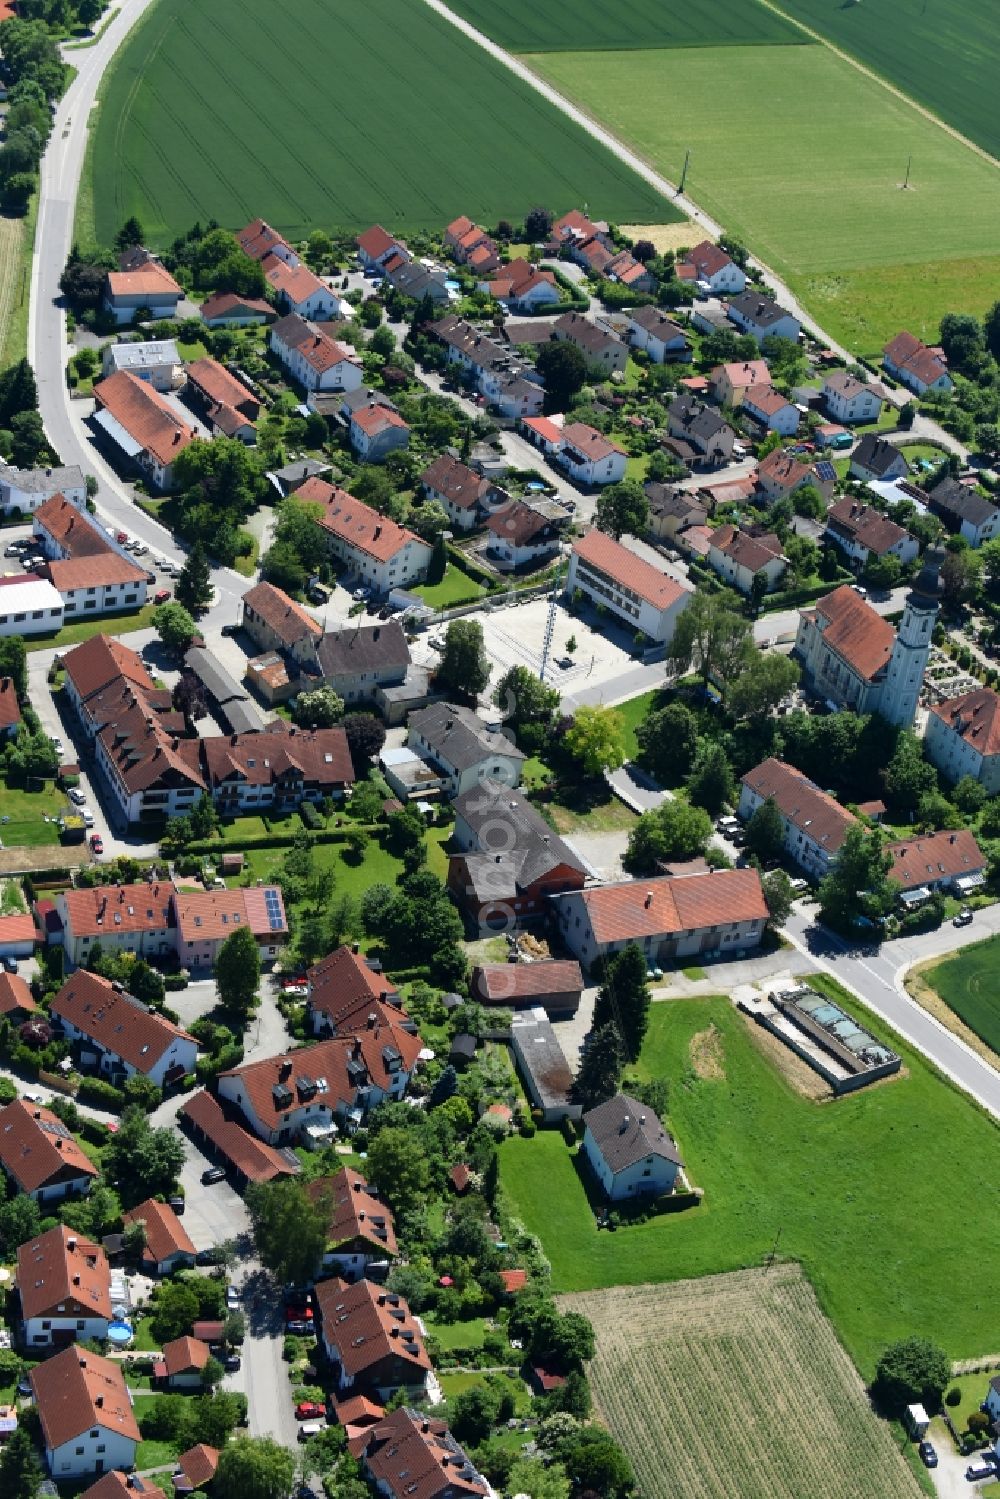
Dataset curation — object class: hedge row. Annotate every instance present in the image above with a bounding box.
[183,822,381,857]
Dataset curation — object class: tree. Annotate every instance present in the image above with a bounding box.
[105,1107,185,1207]
[592,944,649,1061]
[564,705,625,778]
[686,740,735,817]
[292,686,344,729]
[216,925,260,1020]
[633,701,698,786]
[245,1180,327,1286]
[952,775,987,816]
[873,1337,951,1415]
[450,1384,503,1446]
[727,650,799,722]
[668,591,752,692]
[571,1023,624,1108]
[941,546,980,607]
[0,1425,42,1499]
[436,619,490,701]
[342,714,387,776]
[524,206,553,241]
[939,312,985,376]
[864,552,903,591]
[505,1457,569,1499]
[492,665,559,753]
[153,601,197,656]
[762,869,794,926]
[173,670,208,721]
[985,299,1000,364]
[818,825,896,931]
[558,1427,633,1499]
[745,798,785,861]
[0,1193,40,1256]
[214,1437,295,1499]
[883,730,937,813]
[594,480,649,542]
[408,499,449,542]
[535,339,588,412]
[174,542,213,614]
[114,215,145,253]
[623,799,712,875]
[0,634,27,697]
[365,1127,430,1214]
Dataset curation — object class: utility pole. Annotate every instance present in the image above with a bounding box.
[902,154,912,190]
[765,1226,783,1272]
[678,149,691,196]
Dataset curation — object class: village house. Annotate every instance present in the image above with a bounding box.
[550,208,611,253]
[82,1474,166,1499]
[795,566,940,727]
[54,881,177,967]
[551,311,627,376]
[237,218,300,267]
[123,1198,196,1276]
[886,828,986,901]
[173,1443,220,1494]
[626,304,691,363]
[883,331,953,395]
[156,1336,211,1390]
[269,314,362,393]
[420,453,496,531]
[354,1407,489,1499]
[263,255,346,321]
[101,339,180,392]
[444,215,500,273]
[471,959,584,1017]
[479,257,561,312]
[384,258,452,305]
[52,969,197,1087]
[707,525,786,595]
[197,722,354,812]
[0,1098,98,1202]
[32,493,149,617]
[61,636,163,743]
[0,461,86,515]
[91,371,197,490]
[849,434,909,484]
[103,252,182,325]
[739,758,858,879]
[708,359,770,409]
[172,884,289,970]
[666,396,736,467]
[0,970,37,1019]
[314,619,410,704]
[315,1278,431,1399]
[927,477,1000,547]
[677,240,747,296]
[581,1092,682,1201]
[17,1225,111,1348]
[607,247,656,293]
[566,528,692,644]
[448,779,587,929]
[407,702,524,796]
[356,225,411,272]
[824,498,919,570]
[349,402,410,462]
[645,484,708,545]
[94,691,205,825]
[727,290,801,345]
[307,1166,397,1279]
[755,448,832,506]
[431,316,543,416]
[295,476,432,592]
[305,949,414,1058]
[553,867,769,972]
[485,500,560,570]
[741,384,799,437]
[557,421,627,485]
[240,580,322,662]
[925,687,1000,794]
[0,573,64,637]
[185,358,259,444]
[200,291,276,328]
[822,370,885,425]
[32,1347,139,1478]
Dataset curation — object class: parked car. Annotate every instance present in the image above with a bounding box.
[3,544,20,558]
[298,1422,323,1442]
[966,1463,995,1481]
[954,907,974,927]
[201,1166,226,1185]
[295,1402,325,1421]
[918,1442,938,1468]
[68,786,87,806]
[116,531,129,545]
[50,737,65,757]
[285,1318,312,1334]
[154,588,171,604]
[81,807,95,827]
[2,957,17,974]
[89,833,104,855]
[168,1195,185,1215]
[196,1247,224,1266]
[222,1354,241,1372]
[226,1285,240,1311]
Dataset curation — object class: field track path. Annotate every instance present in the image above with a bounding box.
[759,0,1000,173]
[0,217,23,364]
[421,0,854,362]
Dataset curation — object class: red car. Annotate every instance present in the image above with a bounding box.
[116,531,128,544]
[295,1402,325,1421]
[154,589,171,604]
[89,834,103,855]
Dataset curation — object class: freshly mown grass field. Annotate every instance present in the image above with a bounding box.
[921,935,1000,1055]
[563,1266,922,1499]
[528,42,1000,348]
[501,992,1000,1375]
[446,0,804,53]
[782,0,1000,161]
[89,0,673,246]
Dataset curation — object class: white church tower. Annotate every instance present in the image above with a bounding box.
[880,548,943,728]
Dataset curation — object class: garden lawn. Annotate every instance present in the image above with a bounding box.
[24,604,157,653]
[501,992,1000,1376]
[89,0,672,246]
[447,0,804,52]
[424,1314,488,1351]
[0,782,70,846]
[615,687,665,760]
[921,936,1000,1055]
[412,566,486,610]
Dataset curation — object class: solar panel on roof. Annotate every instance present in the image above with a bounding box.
[813,461,836,482]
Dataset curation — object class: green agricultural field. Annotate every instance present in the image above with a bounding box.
[782,0,1000,161]
[446,0,804,53]
[501,992,1000,1376]
[922,935,1000,1055]
[89,0,674,247]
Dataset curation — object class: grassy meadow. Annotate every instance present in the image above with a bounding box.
[922,935,1000,1056]
[446,0,804,52]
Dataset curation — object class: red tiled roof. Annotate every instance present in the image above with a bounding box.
[174,1443,220,1490]
[500,1268,527,1293]
[93,372,197,468]
[472,960,583,1003]
[173,884,288,944]
[161,1335,210,1377]
[106,261,181,301]
[34,494,113,559]
[31,1346,139,1450]
[306,1166,397,1257]
[0,674,20,731]
[420,454,487,510]
[201,291,275,322]
[59,881,175,940]
[561,421,626,463]
[742,758,857,854]
[199,722,353,798]
[81,1474,166,1499]
[743,384,794,418]
[51,969,195,1076]
[486,499,556,549]
[237,218,296,263]
[263,254,328,307]
[886,828,985,891]
[17,1224,110,1322]
[123,1197,196,1267]
[709,525,784,575]
[356,1406,488,1499]
[242,580,322,648]
[352,404,409,437]
[314,1276,431,1379]
[449,1163,471,1192]
[0,1098,98,1193]
[186,357,257,415]
[63,633,154,704]
[357,225,400,259]
[929,687,1000,758]
[756,448,811,490]
[573,529,689,613]
[0,912,35,946]
[884,330,949,388]
[827,498,911,558]
[0,971,36,1016]
[97,695,205,797]
[306,944,399,1028]
[297,476,427,565]
[711,359,770,389]
[572,869,768,945]
[679,239,735,279]
[521,415,563,446]
[808,585,896,683]
[179,1091,294,1183]
[271,314,357,375]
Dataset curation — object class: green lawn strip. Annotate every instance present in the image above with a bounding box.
[502,990,1000,1377]
[412,566,487,610]
[130,1316,161,1352]
[614,687,665,760]
[0,782,73,846]
[424,1314,489,1351]
[941,1370,995,1436]
[920,936,1000,1054]
[90,0,671,246]
[446,0,803,52]
[135,1438,180,1470]
[24,604,158,653]
[545,793,637,835]
[0,192,36,370]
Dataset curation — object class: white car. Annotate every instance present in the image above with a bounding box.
[68,786,87,806]
[81,808,95,827]
[132,543,148,556]
[226,1285,240,1311]
[50,737,65,758]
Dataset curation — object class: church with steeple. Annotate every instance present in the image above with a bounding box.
[794,550,942,728]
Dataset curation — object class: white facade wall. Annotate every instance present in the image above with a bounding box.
[824,385,883,424]
[559,447,627,486]
[924,714,1000,795]
[554,889,764,971]
[322,532,431,594]
[24,1310,109,1349]
[94,738,202,826]
[271,334,363,393]
[743,398,799,437]
[737,782,838,879]
[48,1427,137,1478]
[580,1127,678,1201]
[565,549,689,645]
[61,575,148,618]
[707,546,785,596]
[1,473,87,514]
[729,308,801,344]
[29,1174,95,1205]
[105,294,180,326]
[57,1014,196,1087]
[0,584,64,637]
[406,728,522,798]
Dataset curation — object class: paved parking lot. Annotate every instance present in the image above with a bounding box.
[456,595,643,704]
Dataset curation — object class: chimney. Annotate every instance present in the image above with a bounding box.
[173,429,182,444]
[644,891,653,908]
[373,525,382,540]
[620,1114,630,1133]
[95,1395,104,1409]
[73,1274,81,1286]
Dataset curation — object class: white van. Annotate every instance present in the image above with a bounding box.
[298,1422,323,1442]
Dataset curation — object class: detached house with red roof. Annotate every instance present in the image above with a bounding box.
[739,758,858,879]
[479,257,560,312]
[354,1407,489,1499]
[91,371,197,491]
[32,493,149,617]
[315,1277,431,1399]
[444,216,500,273]
[123,1197,196,1276]
[553,867,768,971]
[52,969,197,1087]
[308,1166,397,1279]
[822,370,885,425]
[886,827,986,900]
[33,1346,140,1478]
[0,1098,99,1203]
[349,401,410,462]
[566,530,692,644]
[824,498,919,570]
[925,687,1000,794]
[237,218,300,267]
[305,943,406,1039]
[741,384,799,438]
[356,225,411,272]
[557,422,627,486]
[295,476,432,592]
[103,251,182,325]
[883,331,953,396]
[241,580,322,662]
[420,453,497,531]
[707,525,786,595]
[17,1224,111,1348]
[485,499,560,571]
[185,358,260,444]
[677,239,747,297]
[270,313,363,393]
[200,291,276,328]
[172,885,288,970]
[263,255,347,321]
[627,304,691,364]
